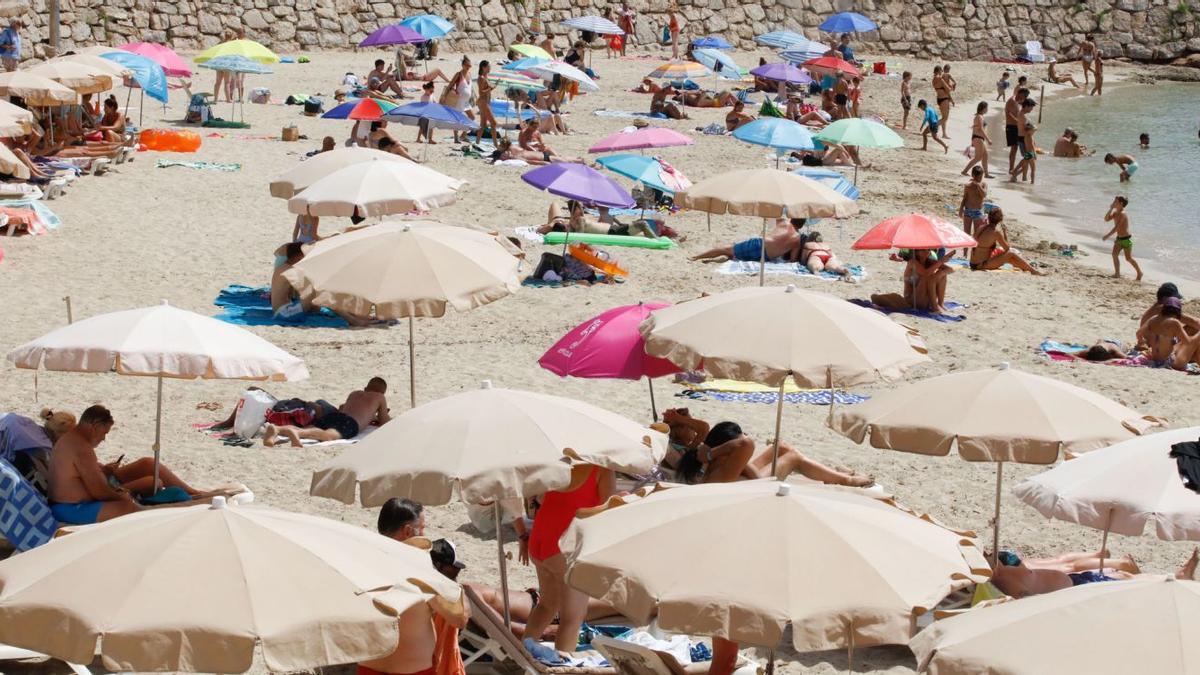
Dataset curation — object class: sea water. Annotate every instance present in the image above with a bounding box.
[1035,83,1200,280]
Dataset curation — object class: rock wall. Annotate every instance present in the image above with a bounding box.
[18,0,1199,62]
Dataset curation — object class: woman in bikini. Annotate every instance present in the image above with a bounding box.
[932,65,953,140]
[443,57,474,143]
[871,248,952,314]
[475,60,501,146]
[961,101,993,177]
[799,232,852,277]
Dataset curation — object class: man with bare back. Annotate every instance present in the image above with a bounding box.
[262,377,391,446]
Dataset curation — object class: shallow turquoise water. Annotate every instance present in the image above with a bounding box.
[1037,83,1200,280]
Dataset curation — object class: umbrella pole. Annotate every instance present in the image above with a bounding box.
[769,375,786,478]
[63,295,73,324]
[847,622,855,672]
[647,377,658,422]
[990,461,1004,566]
[152,375,163,493]
[139,91,145,128]
[826,367,835,427]
[494,501,513,627]
[758,217,767,287]
[706,211,711,232]
[125,86,133,123]
[408,316,417,408]
[1098,508,1113,572]
[766,651,775,675]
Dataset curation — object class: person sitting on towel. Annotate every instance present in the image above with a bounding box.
[990,548,1199,598]
[262,378,391,446]
[661,408,873,486]
[689,217,807,263]
[48,405,237,524]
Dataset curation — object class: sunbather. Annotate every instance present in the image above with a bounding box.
[799,232,852,277]
[497,139,585,165]
[871,248,952,313]
[690,217,806,263]
[968,208,1044,274]
[991,548,1199,598]
[724,99,755,131]
[651,85,688,119]
[1140,283,1200,334]
[680,89,736,109]
[662,408,872,486]
[261,377,391,446]
[377,136,420,162]
[271,242,313,313]
[1136,297,1189,368]
[465,582,616,640]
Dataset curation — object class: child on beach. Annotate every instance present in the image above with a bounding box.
[1010,122,1038,183]
[899,71,913,129]
[995,72,1010,101]
[917,99,948,153]
[1102,196,1143,281]
[1104,153,1138,182]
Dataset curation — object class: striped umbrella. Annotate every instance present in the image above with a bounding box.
[755,30,809,49]
[503,56,550,72]
[488,71,545,93]
[321,98,398,121]
[691,35,732,49]
[646,60,710,80]
[792,167,860,200]
[693,48,743,80]
[560,15,624,35]
[596,154,691,195]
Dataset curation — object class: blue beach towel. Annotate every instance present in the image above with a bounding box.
[678,389,869,405]
[716,260,868,282]
[849,298,967,323]
[593,109,666,119]
[213,284,351,328]
[0,458,57,552]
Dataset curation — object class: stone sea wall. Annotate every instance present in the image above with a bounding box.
[18,0,1200,62]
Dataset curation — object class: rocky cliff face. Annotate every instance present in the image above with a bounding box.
[20,0,1199,62]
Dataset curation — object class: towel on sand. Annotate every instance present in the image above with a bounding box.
[157,159,242,171]
[213,284,350,328]
[716,260,867,282]
[593,109,664,119]
[677,378,869,405]
[1038,339,1200,373]
[849,298,967,323]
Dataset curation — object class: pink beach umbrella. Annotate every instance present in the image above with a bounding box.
[539,302,681,420]
[588,127,694,154]
[118,42,192,78]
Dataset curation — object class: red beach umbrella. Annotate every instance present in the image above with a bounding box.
[852,214,977,250]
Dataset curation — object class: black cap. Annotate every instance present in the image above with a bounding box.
[430,538,466,570]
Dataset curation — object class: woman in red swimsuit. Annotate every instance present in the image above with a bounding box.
[519,464,615,652]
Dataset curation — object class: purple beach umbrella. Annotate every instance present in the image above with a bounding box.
[521,164,636,209]
[750,62,813,85]
[359,24,428,47]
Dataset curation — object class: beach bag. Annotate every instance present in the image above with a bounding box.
[303,98,324,115]
[249,87,271,104]
[661,25,671,44]
[233,389,276,439]
[533,251,566,279]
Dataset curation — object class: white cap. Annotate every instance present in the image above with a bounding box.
[210,496,227,510]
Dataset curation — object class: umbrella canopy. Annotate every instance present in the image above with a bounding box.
[830,364,1162,464]
[0,99,33,137]
[910,576,1200,675]
[384,100,478,131]
[400,14,456,39]
[282,221,518,321]
[641,285,929,388]
[646,60,710,79]
[522,163,636,209]
[1014,427,1200,541]
[320,97,398,121]
[24,61,112,94]
[802,55,860,77]
[50,54,131,79]
[676,168,858,219]
[488,70,546,93]
[99,50,169,103]
[750,62,812,85]
[118,41,192,78]
[311,383,665,506]
[756,30,822,50]
[691,35,732,49]
[792,166,860,200]
[596,154,691,195]
[510,44,553,60]
[524,60,599,92]
[0,500,462,673]
[286,160,464,217]
[820,11,879,32]
[359,23,428,47]
[503,56,550,72]
[815,117,905,149]
[560,15,624,35]
[853,214,976,250]
[540,303,681,381]
[566,480,989,652]
[692,48,743,79]
[589,127,693,154]
[195,38,280,64]
[7,301,308,381]
[269,147,410,199]
[0,144,30,180]
[198,54,273,74]
[781,45,835,64]
[732,117,817,152]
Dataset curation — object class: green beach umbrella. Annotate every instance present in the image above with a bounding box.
[814,118,904,184]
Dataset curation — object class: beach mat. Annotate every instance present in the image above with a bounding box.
[1037,339,1200,373]
[543,232,677,249]
[213,284,350,328]
[715,260,867,282]
[156,159,241,171]
[676,378,868,405]
[849,299,967,323]
[593,109,664,120]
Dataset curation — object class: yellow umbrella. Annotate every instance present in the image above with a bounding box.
[0,500,463,673]
[195,38,281,64]
[566,480,989,665]
[0,71,77,106]
[646,60,711,79]
[24,61,113,94]
[510,43,552,59]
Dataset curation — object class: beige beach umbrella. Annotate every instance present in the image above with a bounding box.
[282,221,517,407]
[286,160,464,217]
[51,53,133,79]
[0,499,463,673]
[676,168,858,285]
[0,97,34,136]
[0,143,30,179]
[312,380,666,625]
[830,363,1164,561]
[1013,427,1200,570]
[641,284,929,473]
[910,575,1200,675]
[0,71,77,106]
[268,147,411,199]
[7,301,309,490]
[565,479,989,666]
[24,61,113,94]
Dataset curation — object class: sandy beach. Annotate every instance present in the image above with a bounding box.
[3,44,1198,674]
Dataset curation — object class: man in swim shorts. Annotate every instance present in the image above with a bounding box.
[262,377,391,446]
[1004,87,1029,173]
[958,166,988,242]
[990,548,1198,598]
[689,217,806,263]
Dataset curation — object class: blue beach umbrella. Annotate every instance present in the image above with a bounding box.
[692,48,743,80]
[792,166,860,200]
[100,51,168,103]
[819,12,878,33]
[691,35,732,49]
[400,14,456,39]
[385,100,478,159]
[596,154,689,195]
[733,118,816,168]
[503,56,550,72]
[755,30,808,49]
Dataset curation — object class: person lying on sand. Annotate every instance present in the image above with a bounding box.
[679,89,736,109]
[518,117,553,154]
[1046,60,1079,88]
[661,409,873,486]
[990,548,1199,599]
[969,208,1045,275]
[871,248,952,314]
[373,126,420,162]
[798,232,852,278]
[262,377,390,446]
[651,85,688,119]
[48,405,242,524]
[497,138,585,165]
[689,217,806,263]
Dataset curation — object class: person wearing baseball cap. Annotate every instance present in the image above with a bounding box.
[429,538,466,581]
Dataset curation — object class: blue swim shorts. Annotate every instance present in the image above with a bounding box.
[50,501,103,525]
[732,238,765,261]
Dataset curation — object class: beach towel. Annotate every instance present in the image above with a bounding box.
[593,109,664,120]
[0,207,46,235]
[0,458,57,552]
[513,226,544,244]
[849,299,967,323]
[677,378,868,405]
[0,198,61,230]
[715,260,867,282]
[156,159,242,171]
[213,284,351,328]
[1036,339,1200,372]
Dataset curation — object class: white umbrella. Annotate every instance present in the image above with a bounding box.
[268,148,411,199]
[7,301,309,489]
[286,160,464,217]
[524,60,600,93]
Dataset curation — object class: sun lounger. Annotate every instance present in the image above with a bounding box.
[0,644,94,675]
